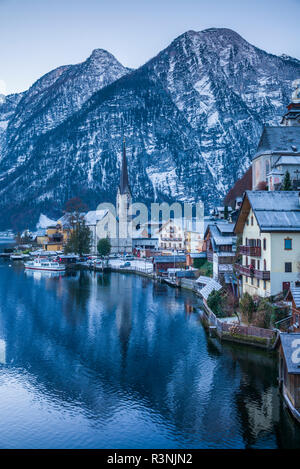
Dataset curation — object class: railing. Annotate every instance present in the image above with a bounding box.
[235,263,270,280]
[239,245,261,257]
[203,299,276,346]
[161,237,182,242]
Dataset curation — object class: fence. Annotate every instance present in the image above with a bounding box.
[202,299,277,348]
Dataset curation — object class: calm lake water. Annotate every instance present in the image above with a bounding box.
[0,254,299,448]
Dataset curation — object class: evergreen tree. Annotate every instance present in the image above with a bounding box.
[97,238,111,257]
[281,171,292,191]
[224,205,229,220]
[64,219,91,256]
[239,292,256,325]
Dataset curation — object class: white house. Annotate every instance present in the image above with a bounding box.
[234,191,300,298]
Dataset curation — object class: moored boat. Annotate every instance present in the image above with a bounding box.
[24,259,66,272]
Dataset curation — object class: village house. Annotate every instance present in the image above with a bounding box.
[286,286,300,332]
[204,221,237,280]
[157,219,184,251]
[234,191,300,298]
[153,255,186,275]
[278,333,300,424]
[132,237,158,257]
[36,221,70,251]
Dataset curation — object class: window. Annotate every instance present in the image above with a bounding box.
[257,279,260,287]
[263,280,266,290]
[251,277,254,285]
[284,238,292,250]
[251,216,254,226]
[246,218,249,226]
[257,260,260,270]
[285,262,292,273]
[264,259,267,271]
[263,238,267,250]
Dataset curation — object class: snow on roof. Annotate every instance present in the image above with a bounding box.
[254,126,300,160]
[84,210,108,225]
[246,191,300,231]
[36,214,57,229]
[208,224,236,245]
[153,255,186,263]
[199,279,222,300]
[280,333,300,374]
[275,155,300,166]
[196,275,211,284]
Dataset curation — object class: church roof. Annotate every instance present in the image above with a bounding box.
[253,126,300,160]
[119,138,131,195]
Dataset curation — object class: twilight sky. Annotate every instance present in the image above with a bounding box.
[0,0,300,95]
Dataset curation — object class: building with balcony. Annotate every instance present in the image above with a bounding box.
[157,219,184,251]
[234,191,300,298]
[204,221,237,280]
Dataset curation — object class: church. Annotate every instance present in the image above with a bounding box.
[252,81,300,191]
[86,138,133,254]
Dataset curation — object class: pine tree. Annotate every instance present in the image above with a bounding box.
[281,171,292,191]
[97,238,111,257]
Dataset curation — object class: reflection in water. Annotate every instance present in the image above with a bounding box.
[0,262,299,448]
[0,339,6,364]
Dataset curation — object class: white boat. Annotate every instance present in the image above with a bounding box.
[10,252,25,260]
[24,259,66,272]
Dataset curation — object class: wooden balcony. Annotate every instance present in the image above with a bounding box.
[239,245,261,257]
[235,264,270,280]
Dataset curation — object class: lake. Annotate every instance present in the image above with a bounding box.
[0,257,299,448]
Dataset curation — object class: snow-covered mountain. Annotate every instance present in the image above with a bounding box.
[0,28,300,229]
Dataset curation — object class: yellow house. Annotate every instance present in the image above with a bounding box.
[37,222,71,251]
[235,191,300,298]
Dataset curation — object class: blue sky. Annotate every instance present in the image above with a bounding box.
[0,0,300,94]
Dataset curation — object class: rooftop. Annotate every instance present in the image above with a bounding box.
[280,333,300,374]
[199,279,222,301]
[235,191,300,233]
[253,126,300,160]
[153,255,186,263]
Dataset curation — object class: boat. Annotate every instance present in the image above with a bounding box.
[10,252,25,260]
[24,259,66,272]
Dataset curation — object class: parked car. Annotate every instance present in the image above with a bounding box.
[120,261,131,268]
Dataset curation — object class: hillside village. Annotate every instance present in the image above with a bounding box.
[8,80,300,423]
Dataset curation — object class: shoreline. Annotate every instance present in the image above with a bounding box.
[81,261,279,352]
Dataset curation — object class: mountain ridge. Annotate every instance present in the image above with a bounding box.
[0,28,299,229]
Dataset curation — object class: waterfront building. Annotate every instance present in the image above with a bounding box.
[234,191,300,298]
[36,221,71,251]
[204,221,236,280]
[278,333,300,424]
[153,255,186,275]
[285,286,300,332]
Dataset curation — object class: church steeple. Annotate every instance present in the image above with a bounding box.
[119,137,131,195]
